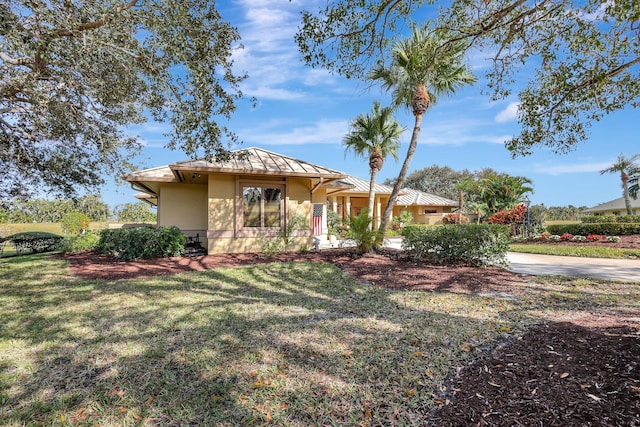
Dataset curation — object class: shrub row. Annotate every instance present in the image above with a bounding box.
[401,224,510,266]
[60,232,101,253]
[580,215,640,224]
[1,232,63,254]
[547,222,640,236]
[96,226,186,260]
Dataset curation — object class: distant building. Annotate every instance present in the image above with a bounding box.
[583,197,640,216]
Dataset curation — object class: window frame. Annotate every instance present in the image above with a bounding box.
[237,179,286,236]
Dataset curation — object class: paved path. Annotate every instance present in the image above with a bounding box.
[507,252,640,282]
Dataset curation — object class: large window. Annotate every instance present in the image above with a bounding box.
[242,186,282,228]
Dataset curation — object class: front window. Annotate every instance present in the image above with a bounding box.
[242,186,282,227]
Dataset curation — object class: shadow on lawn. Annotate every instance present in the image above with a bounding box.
[0,259,519,425]
[1,256,638,425]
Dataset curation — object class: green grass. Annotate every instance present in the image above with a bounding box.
[510,243,640,258]
[1,254,638,425]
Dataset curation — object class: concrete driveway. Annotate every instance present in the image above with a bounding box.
[507,252,640,282]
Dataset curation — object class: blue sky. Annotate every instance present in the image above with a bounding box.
[104,0,638,209]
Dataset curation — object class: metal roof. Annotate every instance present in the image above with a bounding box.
[169,147,346,179]
[396,188,458,207]
[329,175,396,194]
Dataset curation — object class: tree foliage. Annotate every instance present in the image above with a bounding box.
[297,0,639,156]
[112,202,156,223]
[1,0,248,200]
[385,164,475,200]
[2,194,109,222]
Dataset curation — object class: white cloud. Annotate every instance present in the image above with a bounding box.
[418,117,512,146]
[239,119,350,145]
[229,1,346,101]
[494,102,519,123]
[533,162,611,175]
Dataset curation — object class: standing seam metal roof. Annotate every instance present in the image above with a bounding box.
[169,147,345,177]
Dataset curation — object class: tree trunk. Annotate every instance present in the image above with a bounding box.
[378,113,423,236]
[622,172,634,215]
[368,167,378,229]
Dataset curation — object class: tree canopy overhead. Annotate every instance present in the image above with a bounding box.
[297,0,639,156]
[1,0,248,199]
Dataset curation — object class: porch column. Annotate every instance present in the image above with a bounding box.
[345,196,351,219]
[375,196,382,229]
[332,196,338,214]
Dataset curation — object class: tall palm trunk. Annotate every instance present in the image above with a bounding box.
[622,172,634,215]
[379,84,429,235]
[379,113,423,234]
[368,167,378,227]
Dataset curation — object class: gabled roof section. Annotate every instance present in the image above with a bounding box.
[124,165,177,183]
[583,197,640,212]
[396,188,458,207]
[170,147,346,179]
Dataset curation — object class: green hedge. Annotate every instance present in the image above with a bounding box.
[401,224,510,266]
[546,222,640,236]
[60,232,100,253]
[96,226,186,260]
[1,232,63,255]
[580,215,640,224]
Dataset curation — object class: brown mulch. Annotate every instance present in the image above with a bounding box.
[60,245,640,426]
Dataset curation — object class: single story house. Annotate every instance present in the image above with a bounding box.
[583,197,640,216]
[323,176,457,227]
[126,148,458,253]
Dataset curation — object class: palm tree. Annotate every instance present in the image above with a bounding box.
[600,153,640,215]
[478,173,534,216]
[370,24,477,235]
[343,101,404,226]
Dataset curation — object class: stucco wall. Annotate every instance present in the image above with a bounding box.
[204,175,315,254]
[208,174,236,233]
[158,183,208,232]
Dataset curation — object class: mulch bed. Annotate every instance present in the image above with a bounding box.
[59,246,640,426]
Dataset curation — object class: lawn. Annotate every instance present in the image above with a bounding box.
[1,253,638,425]
[509,243,640,258]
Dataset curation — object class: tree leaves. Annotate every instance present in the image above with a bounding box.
[1,0,249,199]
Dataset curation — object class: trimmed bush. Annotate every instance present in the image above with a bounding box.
[61,211,90,235]
[401,224,510,266]
[96,226,186,260]
[546,222,640,236]
[1,232,63,254]
[60,232,100,253]
[580,215,640,224]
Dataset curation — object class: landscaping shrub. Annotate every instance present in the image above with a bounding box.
[60,232,100,253]
[580,215,640,224]
[61,211,90,235]
[546,222,640,236]
[1,232,63,254]
[96,226,186,260]
[346,209,381,254]
[401,224,510,266]
[442,213,468,224]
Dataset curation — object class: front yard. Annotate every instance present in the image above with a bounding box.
[0,252,638,425]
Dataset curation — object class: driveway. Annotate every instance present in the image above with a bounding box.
[507,252,640,282]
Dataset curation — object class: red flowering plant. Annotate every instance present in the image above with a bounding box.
[586,234,603,242]
[559,233,574,241]
[488,204,527,236]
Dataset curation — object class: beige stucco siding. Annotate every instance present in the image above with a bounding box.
[158,183,207,232]
[208,175,236,232]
